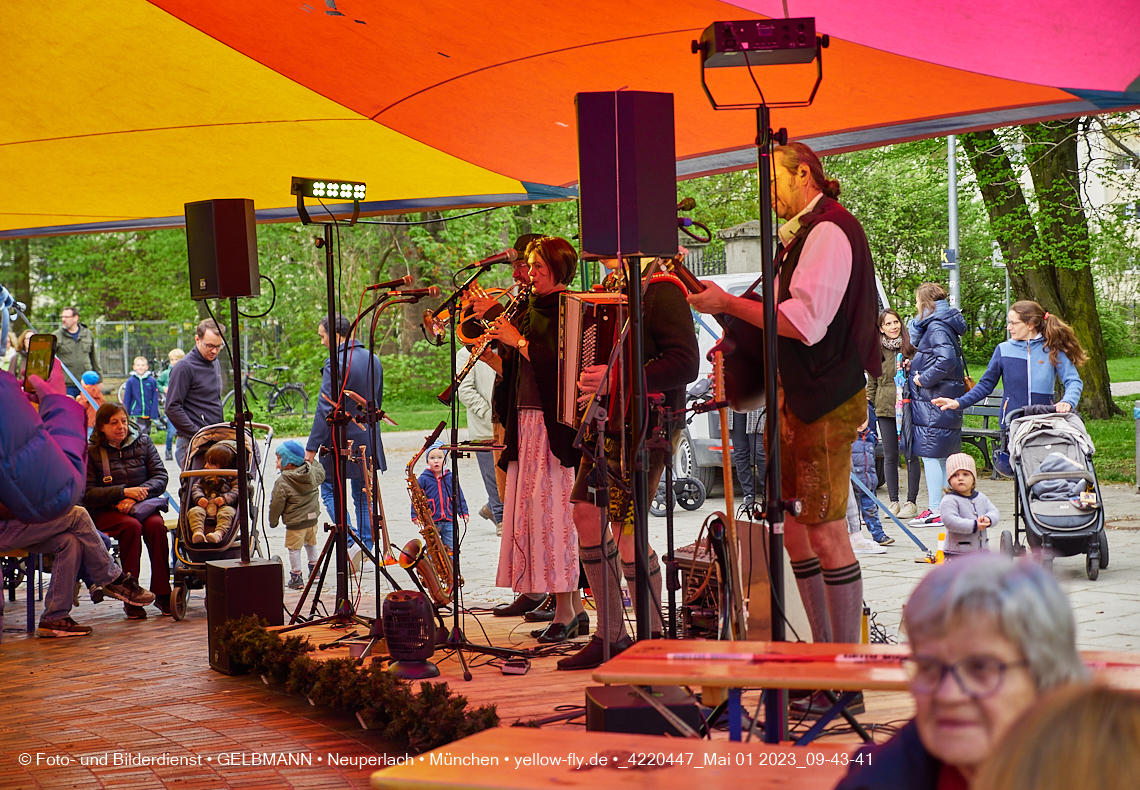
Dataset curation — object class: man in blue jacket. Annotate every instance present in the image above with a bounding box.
[305,313,387,557]
[0,359,155,637]
[165,319,226,468]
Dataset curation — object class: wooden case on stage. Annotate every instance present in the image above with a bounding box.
[557,291,626,429]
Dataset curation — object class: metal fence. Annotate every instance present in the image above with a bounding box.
[686,247,727,276]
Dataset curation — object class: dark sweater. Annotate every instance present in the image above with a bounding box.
[83,430,169,512]
[499,290,581,471]
[834,720,942,790]
[164,346,224,438]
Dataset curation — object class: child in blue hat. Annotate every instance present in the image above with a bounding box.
[412,440,469,550]
[269,440,326,588]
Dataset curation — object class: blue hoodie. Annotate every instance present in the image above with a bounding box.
[908,300,966,458]
[124,370,161,420]
[955,335,1083,423]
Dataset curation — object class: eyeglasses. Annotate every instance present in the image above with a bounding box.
[902,655,1029,698]
[200,341,224,351]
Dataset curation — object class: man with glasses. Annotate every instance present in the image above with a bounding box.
[835,554,1087,789]
[165,319,226,468]
[53,307,100,397]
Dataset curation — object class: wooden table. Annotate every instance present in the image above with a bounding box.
[370,726,858,790]
[593,640,1140,743]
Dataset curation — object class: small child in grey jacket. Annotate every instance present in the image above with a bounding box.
[940,453,1000,555]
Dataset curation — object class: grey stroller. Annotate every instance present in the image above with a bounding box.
[1000,407,1107,580]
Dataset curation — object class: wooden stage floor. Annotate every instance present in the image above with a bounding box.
[1,583,914,790]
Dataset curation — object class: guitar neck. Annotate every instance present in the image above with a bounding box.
[664,257,706,295]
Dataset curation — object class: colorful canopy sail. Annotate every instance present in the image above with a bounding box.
[2,0,1137,237]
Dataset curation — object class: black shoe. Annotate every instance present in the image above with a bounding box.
[124,603,148,620]
[531,611,589,639]
[789,691,865,718]
[523,594,556,622]
[98,573,156,607]
[492,593,545,617]
[535,618,580,643]
[164,450,174,461]
[557,634,633,671]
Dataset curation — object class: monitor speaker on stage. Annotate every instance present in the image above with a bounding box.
[185,198,261,301]
[206,558,284,675]
[575,91,678,260]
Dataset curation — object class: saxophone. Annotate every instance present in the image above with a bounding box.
[399,421,460,606]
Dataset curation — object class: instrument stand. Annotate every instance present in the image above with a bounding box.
[440,285,532,680]
[646,396,680,639]
[281,219,370,631]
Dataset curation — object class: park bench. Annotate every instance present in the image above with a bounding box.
[961,389,1003,480]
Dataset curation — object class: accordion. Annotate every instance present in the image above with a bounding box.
[558,292,626,429]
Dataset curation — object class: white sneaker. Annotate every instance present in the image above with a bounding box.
[908,509,942,527]
[888,501,901,516]
[850,532,887,555]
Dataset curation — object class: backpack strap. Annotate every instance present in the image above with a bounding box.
[99,445,113,484]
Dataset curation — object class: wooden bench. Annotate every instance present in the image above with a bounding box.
[961,390,1003,479]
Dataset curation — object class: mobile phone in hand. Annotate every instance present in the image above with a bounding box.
[23,333,57,393]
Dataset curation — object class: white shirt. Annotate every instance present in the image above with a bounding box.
[775,193,853,346]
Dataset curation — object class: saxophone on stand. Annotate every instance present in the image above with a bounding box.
[399,421,460,607]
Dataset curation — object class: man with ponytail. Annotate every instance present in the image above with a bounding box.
[689,142,881,702]
[933,301,1085,422]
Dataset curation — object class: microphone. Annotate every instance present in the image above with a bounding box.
[391,286,441,300]
[473,249,519,267]
[365,275,413,292]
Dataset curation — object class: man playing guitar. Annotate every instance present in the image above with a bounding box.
[688,144,881,707]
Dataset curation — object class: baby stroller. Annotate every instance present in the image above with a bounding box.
[170,422,275,619]
[999,406,1108,580]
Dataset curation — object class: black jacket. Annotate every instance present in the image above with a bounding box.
[83,430,169,512]
[834,721,942,790]
[164,346,224,438]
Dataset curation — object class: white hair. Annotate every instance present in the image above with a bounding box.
[903,554,1088,691]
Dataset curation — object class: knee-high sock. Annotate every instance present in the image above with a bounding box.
[580,539,627,643]
[621,552,664,635]
[822,562,863,644]
[791,557,833,643]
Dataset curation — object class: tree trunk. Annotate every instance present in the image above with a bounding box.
[960,127,1120,419]
[1024,120,1120,418]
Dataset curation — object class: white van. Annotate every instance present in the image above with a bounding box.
[674,272,889,491]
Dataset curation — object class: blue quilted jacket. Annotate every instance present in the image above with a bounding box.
[908,301,966,459]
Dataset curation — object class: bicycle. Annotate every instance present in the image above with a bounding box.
[222,362,309,418]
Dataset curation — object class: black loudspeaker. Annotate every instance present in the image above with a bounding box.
[206,558,284,675]
[383,591,439,679]
[576,91,678,260]
[185,198,261,301]
[585,685,703,736]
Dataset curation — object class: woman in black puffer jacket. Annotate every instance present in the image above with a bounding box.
[906,283,966,524]
[84,402,171,618]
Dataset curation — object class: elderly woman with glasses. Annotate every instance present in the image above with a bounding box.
[836,554,1087,790]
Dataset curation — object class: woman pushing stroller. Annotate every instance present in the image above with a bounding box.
[933,300,1085,421]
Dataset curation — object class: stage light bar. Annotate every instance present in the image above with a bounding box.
[290,176,366,202]
[696,18,819,68]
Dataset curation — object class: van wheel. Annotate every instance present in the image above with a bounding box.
[674,430,715,491]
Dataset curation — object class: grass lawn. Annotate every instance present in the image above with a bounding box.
[1107,357,1140,383]
[151,399,463,447]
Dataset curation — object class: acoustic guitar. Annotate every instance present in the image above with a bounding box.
[661,257,767,412]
